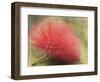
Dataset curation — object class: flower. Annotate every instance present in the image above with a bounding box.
[29,17,80,64]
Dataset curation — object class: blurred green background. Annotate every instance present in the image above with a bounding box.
[28,15,88,66]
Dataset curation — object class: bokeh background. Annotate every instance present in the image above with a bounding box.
[28,15,88,66]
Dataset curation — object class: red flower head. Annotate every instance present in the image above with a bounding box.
[29,18,80,64]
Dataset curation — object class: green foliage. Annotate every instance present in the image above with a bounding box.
[28,47,49,66]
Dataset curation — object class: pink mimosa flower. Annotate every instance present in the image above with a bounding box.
[29,18,80,64]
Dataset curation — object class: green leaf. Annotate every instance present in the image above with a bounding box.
[28,47,49,66]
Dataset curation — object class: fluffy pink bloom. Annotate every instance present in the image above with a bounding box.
[29,18,80,64]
